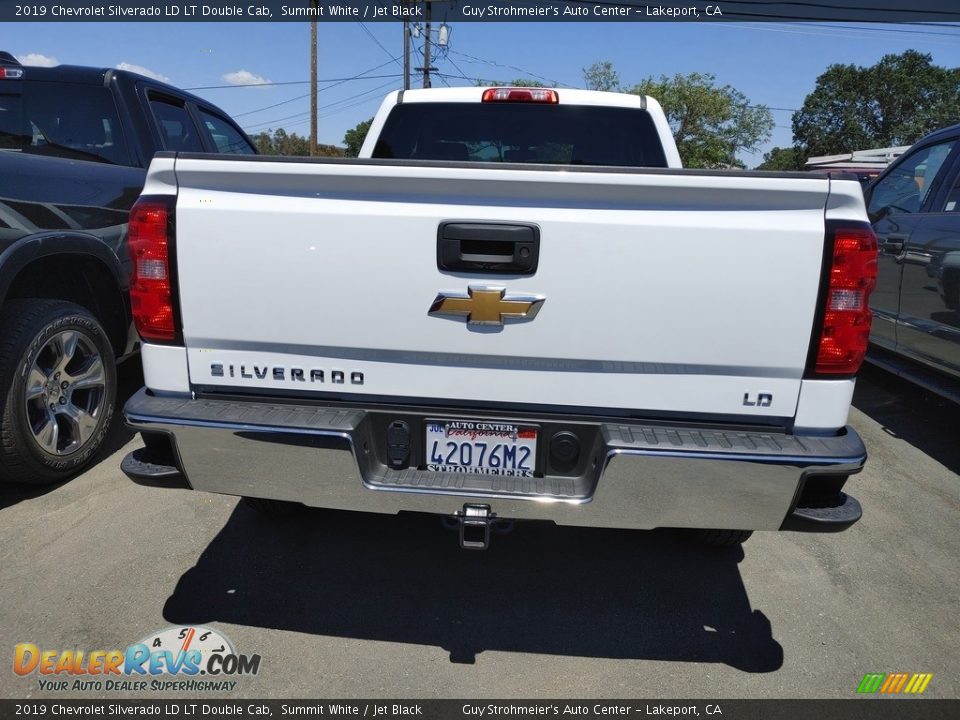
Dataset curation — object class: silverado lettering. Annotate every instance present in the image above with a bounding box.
[210,363,363,385]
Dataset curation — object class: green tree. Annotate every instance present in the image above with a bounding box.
[344,117,373,157]
[251,128,344,157]
[583,61,619,92]
[315,144,346,158]
[273,128,310,156]
[629,72,774,168]
[474,78,551,87]
[793,50,960,156]
[756,146,806,171]
[504,78,548,88]
[252,131,274,155]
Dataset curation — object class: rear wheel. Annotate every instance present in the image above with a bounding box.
[695,529,753,546]
[0,300,116,485]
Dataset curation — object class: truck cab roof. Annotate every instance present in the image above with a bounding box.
[396,86,654,109]
[4,58,214,109]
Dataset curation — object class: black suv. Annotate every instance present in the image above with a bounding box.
[0,52,255,484]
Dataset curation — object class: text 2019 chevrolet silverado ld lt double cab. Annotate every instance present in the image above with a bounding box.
[0,51,255,485]
[120,87,878,548]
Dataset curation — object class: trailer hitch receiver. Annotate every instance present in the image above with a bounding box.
[457,503,495,550]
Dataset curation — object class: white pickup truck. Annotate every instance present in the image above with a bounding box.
[121,87,877,549]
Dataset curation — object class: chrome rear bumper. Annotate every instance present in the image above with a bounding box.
[123,389,866,532]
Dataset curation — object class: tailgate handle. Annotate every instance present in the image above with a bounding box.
[438,222,540,275]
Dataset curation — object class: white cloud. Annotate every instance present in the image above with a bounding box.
[221,70,271,88]
[16,53,58,67]
[115,62,170,83]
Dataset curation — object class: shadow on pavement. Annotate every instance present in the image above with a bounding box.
[0,359,142,510]
[854,364,960,476]
[164,505,783,672]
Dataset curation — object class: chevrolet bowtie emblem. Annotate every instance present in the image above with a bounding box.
[428,286,545,326]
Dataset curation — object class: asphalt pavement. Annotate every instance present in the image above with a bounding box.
[1,362,957,699]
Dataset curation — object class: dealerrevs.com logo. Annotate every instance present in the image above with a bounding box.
[13,626,261,693]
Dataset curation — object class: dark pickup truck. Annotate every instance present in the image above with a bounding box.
[0,51,255,484]
[867,123,960,399]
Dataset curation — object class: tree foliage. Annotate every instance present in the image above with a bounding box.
[628,72,774,168]
[583,61,620,92]
[343,117,373,157]
[475,78,551,87]
[756,146,806,171]
[504,78,549,87]
[793,50,960,156]
[252,128,344,157]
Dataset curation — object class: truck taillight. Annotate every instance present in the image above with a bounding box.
[481,88,558,104]
[811,222,878,376]
[128,197,178,342]
[0,67,24,79]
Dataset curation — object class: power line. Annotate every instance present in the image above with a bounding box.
[412,38,428,88]
[229,59,402,120]
[183,67,400,91]
[359,22,403,67]
[443,51,473,85]
[420,35,454,88]
[789,21,960,36]
[446,49,573,88]
[243,79,398,132]
[273,88,396,134]
[233,92,311,118]
[752,105,800,112]
[319,84,398,119]
[237,73,400,126]
[716,21,960,46]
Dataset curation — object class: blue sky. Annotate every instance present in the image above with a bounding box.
[7,20,960,165]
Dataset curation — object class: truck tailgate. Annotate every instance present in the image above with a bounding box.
[171,158,833,420]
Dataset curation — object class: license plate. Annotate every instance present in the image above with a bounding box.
[425,421,537,477]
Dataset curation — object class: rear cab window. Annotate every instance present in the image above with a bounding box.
[0,81,131,165]
[197,108,255,154]
[148,94,204,153]
[372,102,668,167]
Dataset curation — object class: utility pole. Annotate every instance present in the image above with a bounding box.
[309,0,318,156]
[403,18,410,90]
[422,1,432,88]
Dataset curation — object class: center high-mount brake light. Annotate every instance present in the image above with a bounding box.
[482,88,559,104]
[128,197,178,342]
[811,222,878,375]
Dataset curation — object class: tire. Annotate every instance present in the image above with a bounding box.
[0,299,117,485]
[242,496,303,517]
[695,529,754,547]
